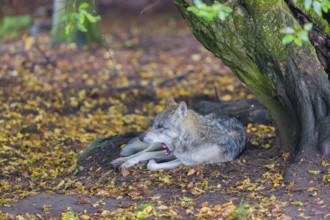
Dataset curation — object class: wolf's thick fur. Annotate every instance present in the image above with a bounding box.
[111,98,246,171]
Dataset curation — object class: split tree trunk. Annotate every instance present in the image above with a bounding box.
[174,0,330,159]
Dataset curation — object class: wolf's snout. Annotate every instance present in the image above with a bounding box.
[139,134,145,142]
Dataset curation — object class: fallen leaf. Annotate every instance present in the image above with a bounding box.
[77,198,92,204]
[121,167,130,177]
[308,170,321,175]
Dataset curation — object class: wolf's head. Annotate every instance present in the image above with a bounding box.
[139,98,188,155]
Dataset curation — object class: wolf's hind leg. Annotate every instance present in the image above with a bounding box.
[147,159,182,171]
[120,150,168,168]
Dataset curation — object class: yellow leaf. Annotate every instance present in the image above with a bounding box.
[56,180,65,190]
[265,163,275,169]
[322,160,329,167]
[160,175,172,184]
[24,36,34,50]
[144,206,153,214]
[307,187,317,191]
[158,205,168,210]
[136,211,150,219]
[252,140,259,145]
[202,180,208,189]
[43,205,51,213]
[323,174,330,184]
[263,143,272,149]
[191,54,201,61]
[78,90,86,100]
[200,206,211,214]
[291,201,303,206]
[308,170,320,175]
[101,210,111,217]
[80,214,91,220]
[187,169,196,176]
[121,167,130,177]
[61,207,78,220]
[221,94,232,101]
[96,190,110,197]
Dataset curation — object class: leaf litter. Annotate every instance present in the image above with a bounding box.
[0,2,330,220]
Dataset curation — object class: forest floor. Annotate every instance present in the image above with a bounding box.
[0,2,330,220]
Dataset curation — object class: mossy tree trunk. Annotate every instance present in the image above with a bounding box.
[174,0,330,159]
[51,0,102,46]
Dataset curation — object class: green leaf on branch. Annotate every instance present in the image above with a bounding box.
[187,0,232,22]
[303,22,313,31]
[281,22,312,46]
[85,14,100,23]
[65,24,74,35]
[282,27,295,34]
[313,1,322,14]
[294,37,303,46]
[297,31,309,41]
[294,0,330,14]
[79,3,89,10]
[76,13,85,24]
[61,2,101,36]
[304,0,313,9]
[77,23,87,32]
[282,34,295,44]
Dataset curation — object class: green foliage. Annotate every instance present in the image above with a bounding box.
[187,0,328,47]
[61,2,101,35]
[0,15,32,42]
[187,0,232,21]
[282,0,330,46]
[233,199,249,220]
[293,0,330,15]
[281,23,313,46]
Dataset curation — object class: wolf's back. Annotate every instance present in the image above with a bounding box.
[208,114,246,159]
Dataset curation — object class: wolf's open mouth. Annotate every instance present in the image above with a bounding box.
[161,143,172,156]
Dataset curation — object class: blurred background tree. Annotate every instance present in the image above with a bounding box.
[51,0,103,46]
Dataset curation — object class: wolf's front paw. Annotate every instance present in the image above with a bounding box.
[120,160,137,169]
[111,158,126,168]
[147,159,158,171]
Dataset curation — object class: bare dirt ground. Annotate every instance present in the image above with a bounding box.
[0,1,330,219]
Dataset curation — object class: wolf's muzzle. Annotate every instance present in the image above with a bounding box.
[139,134,145,142]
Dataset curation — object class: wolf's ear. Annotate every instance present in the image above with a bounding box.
[176,101,188,117]
[166,97,177,107]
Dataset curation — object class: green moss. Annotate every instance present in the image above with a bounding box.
[0,15,32,42]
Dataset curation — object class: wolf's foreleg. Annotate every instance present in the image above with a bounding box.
[111,143,163,168]
[120,150,169,168]
[147,159,182,171]
[120,137,149,156]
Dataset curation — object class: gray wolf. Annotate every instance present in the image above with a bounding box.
[111,98,246,171]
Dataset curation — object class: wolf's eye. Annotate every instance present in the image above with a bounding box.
[155,124,164,130]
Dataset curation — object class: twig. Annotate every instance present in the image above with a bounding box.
[108,70,195,93]
[157,70,194,87]
[34,39,55,66]
[140,0,162,14]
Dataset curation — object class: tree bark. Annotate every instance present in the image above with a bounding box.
[173,0,330,159]
[51,0,102,46]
